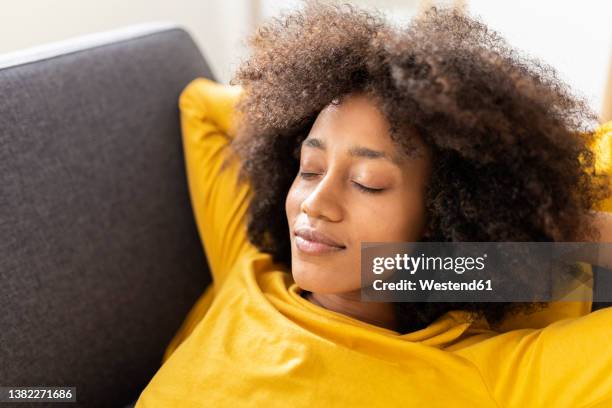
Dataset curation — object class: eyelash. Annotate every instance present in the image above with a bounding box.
[298,172,385,194]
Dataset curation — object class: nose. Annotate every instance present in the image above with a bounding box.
[300,172,343,222]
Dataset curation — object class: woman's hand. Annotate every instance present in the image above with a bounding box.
[591,211,612,243]
[572,211,612,269]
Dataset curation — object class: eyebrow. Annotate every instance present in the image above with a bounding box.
[301,137,404,166]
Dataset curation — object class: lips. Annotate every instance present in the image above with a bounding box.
[294,227,346,248]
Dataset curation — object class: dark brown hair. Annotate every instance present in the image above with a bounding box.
[227,1,610,332]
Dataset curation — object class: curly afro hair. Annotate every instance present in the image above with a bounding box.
[227,0,611,333]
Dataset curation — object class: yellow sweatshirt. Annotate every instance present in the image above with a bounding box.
[135,78,612,407]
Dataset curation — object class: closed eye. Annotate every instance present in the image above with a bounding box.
[298,171,385,194]
[298,171,319,180]
[352,182,385,194]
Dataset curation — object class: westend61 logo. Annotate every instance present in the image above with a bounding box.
[360,242,612,303]
[372,253,488,275]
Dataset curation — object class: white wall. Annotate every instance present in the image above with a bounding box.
[259,0,612,115]
[259,0,421,27]
[0,0,253,84]
[1,1,610,115]
[468,0,612,118]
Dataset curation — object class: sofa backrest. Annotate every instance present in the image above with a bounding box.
[0,23,213,407]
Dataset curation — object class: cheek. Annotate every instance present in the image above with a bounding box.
[354,191,426,241]
[285,180,299,221]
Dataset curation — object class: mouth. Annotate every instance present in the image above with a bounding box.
[293,227,346,255]
[294,235,346,255]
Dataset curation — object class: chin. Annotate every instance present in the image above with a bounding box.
[290,265,322,292]
[291,264,358,294]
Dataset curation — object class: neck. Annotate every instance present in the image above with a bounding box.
[304,290,399,332]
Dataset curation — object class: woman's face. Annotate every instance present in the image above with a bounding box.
[285,92,432,294]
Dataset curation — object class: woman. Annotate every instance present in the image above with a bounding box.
[137,3,612,407]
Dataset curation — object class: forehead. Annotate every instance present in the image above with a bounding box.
[302,93,431,167]
[311,92,393,147]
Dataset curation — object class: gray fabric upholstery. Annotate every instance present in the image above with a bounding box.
[0,26,213,407]
[593,265,612,311]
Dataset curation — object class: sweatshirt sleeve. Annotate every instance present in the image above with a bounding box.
[179,77,254,288]
[458,307,612,406]
[462,123,612,405]
[593,121,612,212]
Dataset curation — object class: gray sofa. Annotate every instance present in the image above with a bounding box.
[0,24,213,407]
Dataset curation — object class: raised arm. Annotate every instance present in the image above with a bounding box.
[179,78,254,288]
[576,122,612,267]
[459,306,612,406]
[593,121,612,214]
[477,122,612,402]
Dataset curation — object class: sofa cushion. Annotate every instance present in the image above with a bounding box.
[0,23,213,407]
